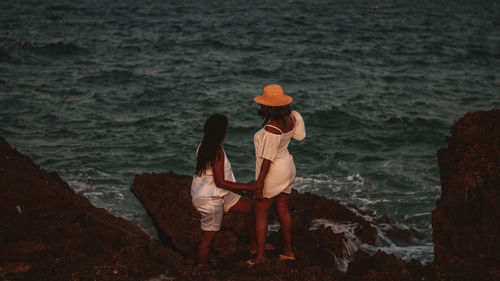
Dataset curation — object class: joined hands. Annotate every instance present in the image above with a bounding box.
[250,180,264,200]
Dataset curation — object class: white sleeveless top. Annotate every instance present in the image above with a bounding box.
[254,110,306,198]
[191,146,235,197]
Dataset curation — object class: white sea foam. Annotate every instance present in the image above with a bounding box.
[83,191,104,196]
[403,212,431,220]
[309,219,358,235]
[363,244,435,264]
[77,167,111,179]
[346,173,364,184]
[69,180,125,200]
[345,206,377,222]
[294,175,333,192]
[355,198,391,205]
[309,219,361,272]
[308,216,432,269]
[268,221,281,233]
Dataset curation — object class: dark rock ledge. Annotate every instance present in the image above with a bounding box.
[131,171,431,280]
[0,137,182,281]
[2,109,500,280]
[432,109,500,281]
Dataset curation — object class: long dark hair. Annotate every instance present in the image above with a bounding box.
[258,104,292,127]
[195,114,228,176]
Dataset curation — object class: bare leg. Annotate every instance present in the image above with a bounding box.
[198,230,217,265]
[275,193,294,258]
[228,198,257,252]
[253,197,275,263]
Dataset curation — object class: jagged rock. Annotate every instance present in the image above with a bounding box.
[347,250,433,281]
[433,109,500,280]
[130,171,379,265]
[3,109,499,280]
[0,137,180,281]
[131,170,431,279]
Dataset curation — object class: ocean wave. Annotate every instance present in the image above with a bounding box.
[309,219,361,271]
[45,4,75,11]
[355,198,391,205]
[346,173,365,185]
[240,66,282,77]
[0,47,10,62]
[28,41,87,56]
[308,106,363,129]
[3,0,497,265]
[309,217,429,271]
[78,69,141,85]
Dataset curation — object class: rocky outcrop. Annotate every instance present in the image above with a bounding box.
[433,109,500,281]
[0,137,181,281]
[3,109,499,280]
[131,171,432,280]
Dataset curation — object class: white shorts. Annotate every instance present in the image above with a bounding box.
[192,192,241,231]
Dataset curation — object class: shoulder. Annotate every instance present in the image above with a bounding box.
[264,124,282,135]
[291,110,302,119]
[263,119,283,134]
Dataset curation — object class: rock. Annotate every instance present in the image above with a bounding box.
[4,109,499,280]
[0,136,181,281]
[131,170,431,279]
[131,172,261,264]
[432,109,500,281]
[347,250,433,281]
[289,191,378,245]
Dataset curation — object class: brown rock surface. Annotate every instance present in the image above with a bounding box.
[0,137,181,281]
[433,109,500,280]
[347,250,433,281]
[3,109,499,280]
[131,171,432,280]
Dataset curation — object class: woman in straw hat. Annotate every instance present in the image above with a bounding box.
[249,84,306,264]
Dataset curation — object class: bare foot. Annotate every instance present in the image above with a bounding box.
[246,257,269,266]
[194,263,209,271]
[249,244,275,255]
[279,254,296,261]
[281,249,295,258]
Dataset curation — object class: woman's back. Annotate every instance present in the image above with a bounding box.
[191,147,234,197]
[254,110,306,160]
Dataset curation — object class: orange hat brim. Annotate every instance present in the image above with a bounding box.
[253,95,293,106]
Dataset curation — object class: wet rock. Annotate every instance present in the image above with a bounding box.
[289,191,378,245]
[0,137,180,281]
[433,109,500,280]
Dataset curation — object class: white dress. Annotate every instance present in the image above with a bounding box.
[254,110,306,198]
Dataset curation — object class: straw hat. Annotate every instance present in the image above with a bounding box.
[253,84,293,106]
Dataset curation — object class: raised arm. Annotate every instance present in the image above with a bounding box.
[291,110,306,141]
[213,149,261,192]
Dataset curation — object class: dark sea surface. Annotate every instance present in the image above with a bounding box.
[1,0,499,264]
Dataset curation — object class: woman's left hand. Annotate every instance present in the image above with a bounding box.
[248,180,264,191]
[253,188,263,200]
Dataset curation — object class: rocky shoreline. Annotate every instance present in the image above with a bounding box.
[1,110,499,280]
[131,171,431,280]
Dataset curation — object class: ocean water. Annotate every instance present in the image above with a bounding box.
[1,0,499,264]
